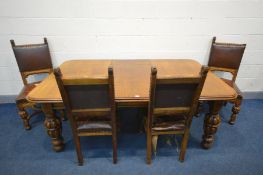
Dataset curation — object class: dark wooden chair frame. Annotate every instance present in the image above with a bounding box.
[54,67,117,165]
[146,66,209,164]
[208,36,246,125]
[10,38,62,130]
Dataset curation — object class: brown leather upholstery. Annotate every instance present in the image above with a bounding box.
[11,38,63,130]
[77,121,112,133]
[152,115,186,132]
[152,82,198,132]
[208,37,246,70]
[154,84,198,108]
[54,67,117,165]
[206,37,246,125]
[65,85,110,109]
[146,66,208,163]
[11,39,53,73]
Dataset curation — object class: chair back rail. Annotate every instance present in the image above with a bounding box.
[54,66,116,123]
[208,36,246,82]
[10,38,53,85]
[148,66,209,126]
[54,66,117,164]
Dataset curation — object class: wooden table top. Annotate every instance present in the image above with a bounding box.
[27,59,237,104]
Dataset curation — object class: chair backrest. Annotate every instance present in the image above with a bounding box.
[54,66,115,122]
[148,66,208,124]
[208,37,246,82]
[10,38,53,85]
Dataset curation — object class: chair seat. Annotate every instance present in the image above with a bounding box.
[221,78,242,95]
[152,115,186,132]
[16,83,38,103]
[77,121,112,133]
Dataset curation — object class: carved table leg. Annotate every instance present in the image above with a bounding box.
[42,103,64,152]
[201,100,223,149]
[16,102,31,130]
[229,94,242,125]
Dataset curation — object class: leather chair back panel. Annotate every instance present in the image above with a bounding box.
[154,83,198,108]
[208,43,246,70]
[65,85,110,109]
[12,45,52,72]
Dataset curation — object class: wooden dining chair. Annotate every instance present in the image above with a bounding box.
[54,66,117,166]
[146,66,208,164]
[10,38,58,130]
[208,36,246,125]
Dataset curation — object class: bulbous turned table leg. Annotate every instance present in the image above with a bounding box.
[201,100,223,149]
[16,102,31,130]
[229,94,242,125]
[42,103,64,152]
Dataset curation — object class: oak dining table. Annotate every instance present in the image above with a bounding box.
[27,59,237,152]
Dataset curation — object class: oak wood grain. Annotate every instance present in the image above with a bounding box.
[27,59,237,104]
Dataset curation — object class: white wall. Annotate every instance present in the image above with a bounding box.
[0,0,263,95]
